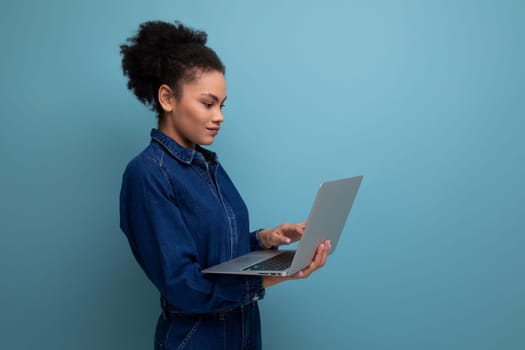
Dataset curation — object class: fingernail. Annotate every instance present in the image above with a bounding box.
[285,238,291,244]
[297,271,303,277]
[320,243,325,250]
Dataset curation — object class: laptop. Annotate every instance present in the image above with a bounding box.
[202,176,363,277]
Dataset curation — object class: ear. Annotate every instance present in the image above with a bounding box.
[158,84,176,112]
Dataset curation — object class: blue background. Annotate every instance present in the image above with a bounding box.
[1,0,524,349]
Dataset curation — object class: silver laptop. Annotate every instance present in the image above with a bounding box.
[202,176,363,277]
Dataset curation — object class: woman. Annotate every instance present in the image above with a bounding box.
[119,20,330,350]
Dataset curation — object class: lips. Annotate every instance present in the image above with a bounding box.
[207,128,220,135]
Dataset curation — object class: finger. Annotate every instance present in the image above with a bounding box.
[282,223,305,242]
[273,224,301,244]
[299,242,325,278]
[280,222,293,232]
[292,257,316,279]
[282,222,305,233]
[278,232,292,245]
[298,221,307,229]
[317,241,329,268]
[311,243,325,269]
[306,241,330,273]
[320,240,331,263]
[270,230,291,245]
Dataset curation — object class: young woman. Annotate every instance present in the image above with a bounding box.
[119,20,330,350]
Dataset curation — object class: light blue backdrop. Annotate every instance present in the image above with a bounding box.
[1,0,523,349]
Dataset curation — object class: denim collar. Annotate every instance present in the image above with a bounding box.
[150,129,218,165]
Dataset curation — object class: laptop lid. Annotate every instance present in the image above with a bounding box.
[286,176,362,275]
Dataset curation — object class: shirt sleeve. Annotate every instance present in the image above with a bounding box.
[250,229,265,251]
[120,156,264,314]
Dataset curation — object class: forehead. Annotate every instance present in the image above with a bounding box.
[182,70,226,97]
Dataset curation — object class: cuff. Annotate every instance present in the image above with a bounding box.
[250,229,266,251]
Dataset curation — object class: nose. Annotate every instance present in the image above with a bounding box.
[213,109,224,123]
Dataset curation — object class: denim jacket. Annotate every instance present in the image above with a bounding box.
[120,129,265,314]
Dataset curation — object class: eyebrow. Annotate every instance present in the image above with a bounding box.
[200,93,227,104]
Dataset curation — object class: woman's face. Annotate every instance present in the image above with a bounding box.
[159,70,227,149]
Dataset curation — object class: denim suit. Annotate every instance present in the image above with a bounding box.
[120,129,265,349]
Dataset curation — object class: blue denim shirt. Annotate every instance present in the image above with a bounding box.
[120,129,265,314]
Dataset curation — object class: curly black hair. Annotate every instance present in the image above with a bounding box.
[120,20,225,117]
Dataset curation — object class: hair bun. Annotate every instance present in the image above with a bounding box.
[136,20,208,50]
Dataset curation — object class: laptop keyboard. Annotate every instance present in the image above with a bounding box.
[243,251,295,271]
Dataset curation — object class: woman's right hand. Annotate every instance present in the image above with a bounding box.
[262,239,331,288]
[257,222,307,249]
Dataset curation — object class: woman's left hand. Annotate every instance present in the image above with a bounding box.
[262,239,331,288]
[258,221,306,249]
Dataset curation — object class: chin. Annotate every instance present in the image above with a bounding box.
[200,136,217,146]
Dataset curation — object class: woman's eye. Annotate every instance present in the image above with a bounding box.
[203,102,213,108]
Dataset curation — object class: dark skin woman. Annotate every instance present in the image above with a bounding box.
[119,20,330,349]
